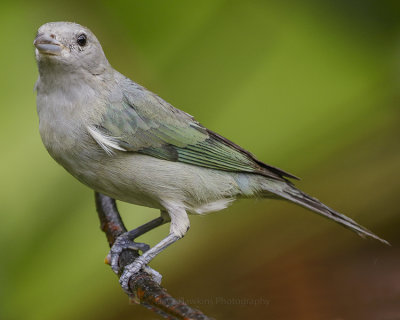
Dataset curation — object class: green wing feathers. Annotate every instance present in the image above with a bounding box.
[95,80,298,181]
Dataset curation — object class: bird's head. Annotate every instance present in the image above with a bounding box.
[34,22,110,76]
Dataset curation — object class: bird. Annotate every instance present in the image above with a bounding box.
[33,21,388,291]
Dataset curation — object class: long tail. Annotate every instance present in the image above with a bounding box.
[260,179,389,245]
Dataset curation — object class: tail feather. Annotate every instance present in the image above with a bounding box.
[262,181,389,245]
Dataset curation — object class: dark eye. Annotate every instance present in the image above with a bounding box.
[77,34,87,46]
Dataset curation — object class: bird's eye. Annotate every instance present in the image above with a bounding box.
[77,34,87,46]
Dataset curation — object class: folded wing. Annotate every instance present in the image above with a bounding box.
[89,79,298,181]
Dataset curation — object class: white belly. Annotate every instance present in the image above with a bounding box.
[84,152,241,213]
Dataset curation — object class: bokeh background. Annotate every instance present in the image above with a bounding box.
[1,0,399,319]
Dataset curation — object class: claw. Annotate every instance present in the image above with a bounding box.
[108,232,151,274]
[143,266,162,284]
[119,258,145,293]
[119,258,163,293]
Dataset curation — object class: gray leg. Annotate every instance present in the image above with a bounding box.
[119,203,190,292]
[109,212,169,274]
[119,233,180,292]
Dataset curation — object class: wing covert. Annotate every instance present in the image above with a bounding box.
[91,79,298,181]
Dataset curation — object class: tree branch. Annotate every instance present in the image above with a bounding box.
[95,192,213,320]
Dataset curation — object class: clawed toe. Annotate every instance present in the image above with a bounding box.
[119,259,163,293]
[108,232,151,274]
[143,266,162,284]
[119,259,144,292]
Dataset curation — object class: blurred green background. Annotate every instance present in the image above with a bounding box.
[1,0,399,319]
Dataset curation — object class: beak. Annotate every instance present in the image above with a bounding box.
[34,34,63,56]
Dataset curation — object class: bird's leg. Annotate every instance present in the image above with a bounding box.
[119,233,180,292]
[119,203,190,292]
[108,214,169,274]
[95,192,169,280]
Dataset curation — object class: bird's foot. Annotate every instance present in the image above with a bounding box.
[119,256,162,293]
[107,232,150,274]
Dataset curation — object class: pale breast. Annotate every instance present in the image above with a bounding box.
[36,79,107,185]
